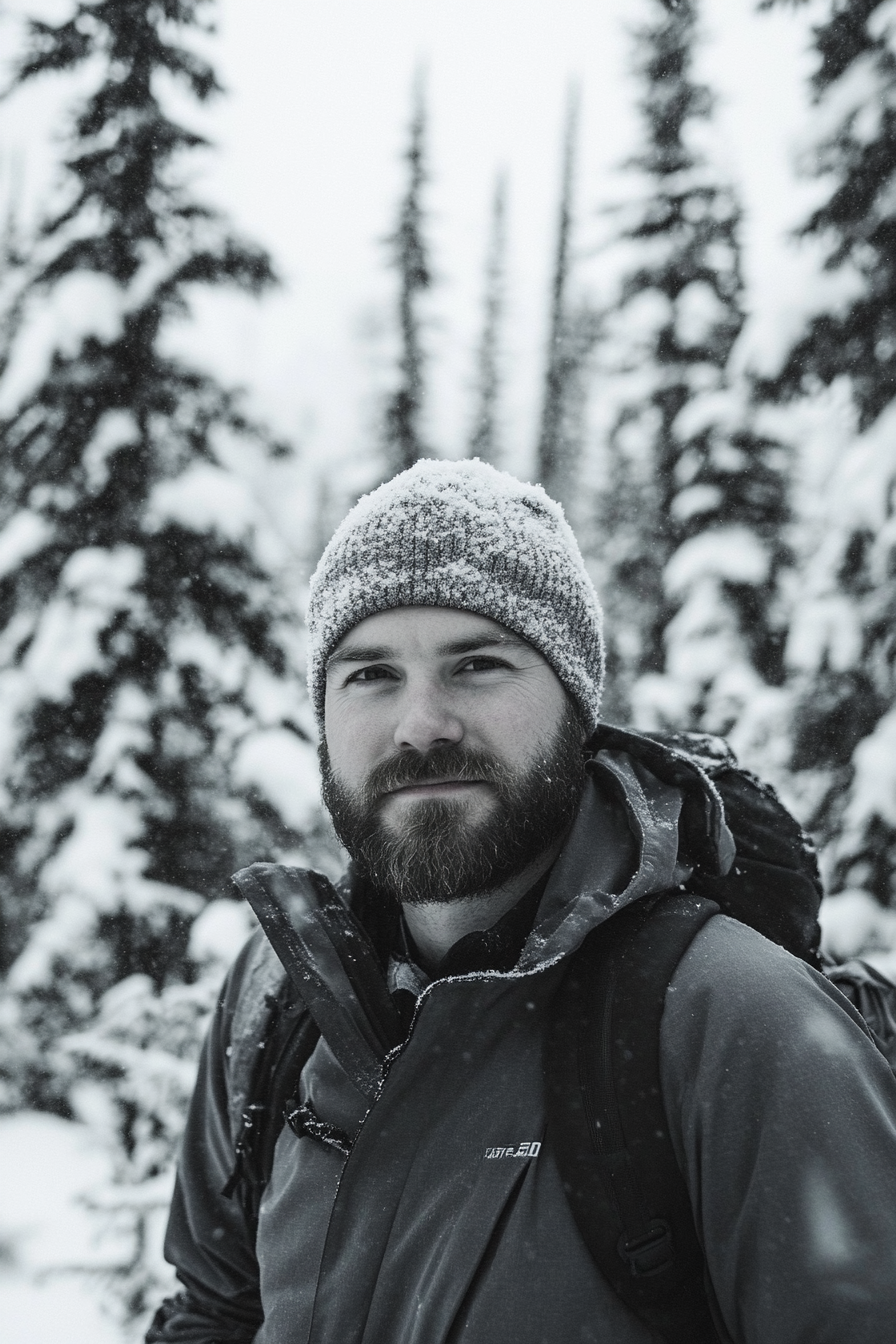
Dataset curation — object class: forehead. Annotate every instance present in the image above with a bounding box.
[328,606,539,663]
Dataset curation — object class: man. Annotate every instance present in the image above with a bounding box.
[150,459,896,1344]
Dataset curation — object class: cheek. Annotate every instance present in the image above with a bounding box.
[481,681,568,765]
[324,697,388,790]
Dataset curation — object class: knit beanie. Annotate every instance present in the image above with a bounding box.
[306,458,604,733]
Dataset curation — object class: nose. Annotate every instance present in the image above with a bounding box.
[393,682,463,753]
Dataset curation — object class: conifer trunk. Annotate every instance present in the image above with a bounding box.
[383,79,432,475]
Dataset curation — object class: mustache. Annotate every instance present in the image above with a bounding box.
[362,744,511,803]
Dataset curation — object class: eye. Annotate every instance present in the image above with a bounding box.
[457,656,509,673]
[344,664,396,685]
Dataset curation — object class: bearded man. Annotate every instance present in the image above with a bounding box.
[150,459,896,1344]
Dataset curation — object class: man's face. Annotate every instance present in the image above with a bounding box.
[321,606,586,903]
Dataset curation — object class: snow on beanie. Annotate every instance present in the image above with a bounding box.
[306,458,605,733]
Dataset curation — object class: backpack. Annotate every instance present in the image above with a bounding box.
[223,726,896,1341]
[547,726,896,1344]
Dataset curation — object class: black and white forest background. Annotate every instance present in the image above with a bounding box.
[1,0,895,1336]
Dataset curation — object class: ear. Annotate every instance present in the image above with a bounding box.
[567,694,590,748]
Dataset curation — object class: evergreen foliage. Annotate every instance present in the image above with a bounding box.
[0,0,320,1108]
[761,0,896,905]
[761,0,896,429]
[468,174,506,464]
[0,191,25,395]
[536,89,599,520]
[383,78,432,475]
[595,0,791,735]
[57,899,254,1330]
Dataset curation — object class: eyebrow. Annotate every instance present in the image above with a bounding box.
[327,644,393,669]
[326,631,532,671]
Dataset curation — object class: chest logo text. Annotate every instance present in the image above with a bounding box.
[484,1141,541,1160]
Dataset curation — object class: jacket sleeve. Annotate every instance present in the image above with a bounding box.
[662,914,896,1344]
[146,936,269,1344]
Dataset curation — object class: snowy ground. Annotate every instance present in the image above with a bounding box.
[0,1113,141,1344]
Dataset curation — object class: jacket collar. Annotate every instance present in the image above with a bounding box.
[519,746,710,971]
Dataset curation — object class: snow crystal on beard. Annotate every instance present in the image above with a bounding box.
[318,703,586,905]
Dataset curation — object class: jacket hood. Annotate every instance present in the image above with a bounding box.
[518,731,734,971]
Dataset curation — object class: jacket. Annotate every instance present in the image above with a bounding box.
[150,744,896,1344]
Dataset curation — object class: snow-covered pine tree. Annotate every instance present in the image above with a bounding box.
[536,89,599,524]
[0,0,322,1108]
[0,206,23,389]
[760,0,896,911]
[468,174,506,464]
[383,77,432,475]
[594,0,791,738]
[0,203,27,971]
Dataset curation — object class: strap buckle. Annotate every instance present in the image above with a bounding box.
[619,1220,675,1277]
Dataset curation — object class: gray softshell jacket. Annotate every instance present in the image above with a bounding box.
[151,744,896,1344]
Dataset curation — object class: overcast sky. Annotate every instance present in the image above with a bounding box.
[1,0,825,497]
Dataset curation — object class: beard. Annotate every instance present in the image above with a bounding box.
[319,703,586,905]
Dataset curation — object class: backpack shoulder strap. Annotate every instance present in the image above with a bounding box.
[548,891,729,1344]
[222,953,320,1232]
[225,932,290,1142]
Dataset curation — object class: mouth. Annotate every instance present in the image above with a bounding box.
[383,777,488,801]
